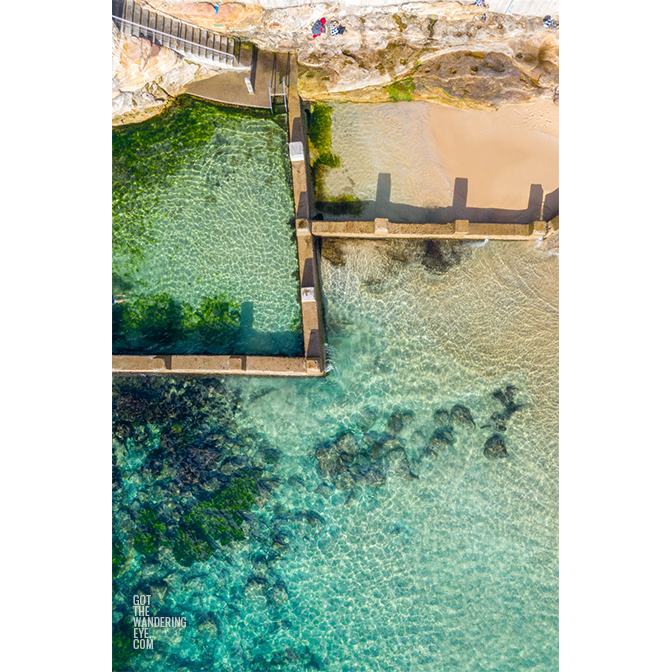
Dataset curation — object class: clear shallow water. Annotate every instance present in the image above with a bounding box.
[112,98,302,356]
[113,239,558,671]
[321,101,559,223]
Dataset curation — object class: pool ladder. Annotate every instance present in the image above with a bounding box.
[268,52,289,113]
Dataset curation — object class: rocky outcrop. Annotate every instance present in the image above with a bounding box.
[113,1,559,123]
[112,21,234,125]
[148,2,263,29]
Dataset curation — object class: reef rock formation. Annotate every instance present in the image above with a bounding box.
[450,404,476,429]
[483,434,508,460]
[314,426,418,490]
[112,21,234,125]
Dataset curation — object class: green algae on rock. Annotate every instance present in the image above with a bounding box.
[113,377,278,571]
[307,103,365,216]
[387,77,415,101]
[113,293,241,355]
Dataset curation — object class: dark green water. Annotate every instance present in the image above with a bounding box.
[113,98,302,357]
[113,239,558,671]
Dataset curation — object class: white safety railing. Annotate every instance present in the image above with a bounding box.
[112,14,237,64]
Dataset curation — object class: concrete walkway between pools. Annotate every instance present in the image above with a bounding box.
[287,53,326,367]
[311,218,557,240]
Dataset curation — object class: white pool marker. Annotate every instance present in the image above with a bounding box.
[289,142,305,162]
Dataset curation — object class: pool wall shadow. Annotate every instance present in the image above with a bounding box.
[317,173,558,225]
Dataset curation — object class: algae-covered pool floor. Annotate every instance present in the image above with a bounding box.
[112,98,303,357]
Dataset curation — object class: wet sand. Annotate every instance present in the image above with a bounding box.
[324,98,559,221]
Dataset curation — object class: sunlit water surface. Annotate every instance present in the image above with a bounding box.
[113,239,558,671]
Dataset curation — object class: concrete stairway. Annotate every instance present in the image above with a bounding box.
[112,0,251,70]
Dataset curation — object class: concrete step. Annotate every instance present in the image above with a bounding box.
[206,31,215,61]
[132,2,141,37]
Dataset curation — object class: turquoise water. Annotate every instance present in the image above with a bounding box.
[113,239,558,671]
[112,98,302,356]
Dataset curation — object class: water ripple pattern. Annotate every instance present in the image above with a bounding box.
[113,99,302,356]
[113,240,558,671]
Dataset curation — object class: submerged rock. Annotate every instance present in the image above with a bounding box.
[356,406,379,432]
[484,434,508,460]
[287,475,305,488]
[434,408,450,426]
[450,404,476,429]
[320,238,347,267]
[421,240,465,275]
[490,413,507,432]
[267,581,289,606]
[383,446,418,480]
[359,464,386,486]
[315,432,358,486]
[421,240,450,274]
[244,575,268,596]
[314,428,417,489]
[492,386,526,424]
[271,533,290,554]
[294,510,325,528]
[425,426,455,456]
[504,385,519,400]
[315,482,334,498]
[387,411,414,435]
[493,389,509,407]
[387,412,405,435]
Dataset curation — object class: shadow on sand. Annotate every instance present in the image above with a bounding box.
[316,173,559,224]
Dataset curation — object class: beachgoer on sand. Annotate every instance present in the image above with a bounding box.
[312,18,326,38]
[474,0,486,7]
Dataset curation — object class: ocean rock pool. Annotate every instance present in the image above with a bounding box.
[112,97,302,357]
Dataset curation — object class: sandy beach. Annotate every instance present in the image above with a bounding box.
[324,98,559,222]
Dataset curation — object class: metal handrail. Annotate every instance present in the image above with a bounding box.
[112,14,237,63]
